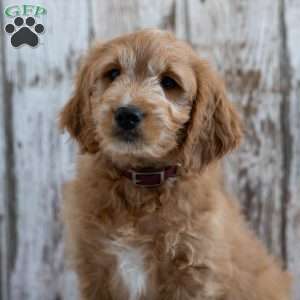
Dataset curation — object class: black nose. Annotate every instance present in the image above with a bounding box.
[115,106,143,130]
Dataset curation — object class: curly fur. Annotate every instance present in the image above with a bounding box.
[59,29,291,300]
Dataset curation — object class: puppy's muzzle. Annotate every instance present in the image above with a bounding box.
[115,106,143,131]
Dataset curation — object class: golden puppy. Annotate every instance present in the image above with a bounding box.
[60,29,291,300]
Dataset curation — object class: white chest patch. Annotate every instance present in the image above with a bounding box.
[110,240,147,300]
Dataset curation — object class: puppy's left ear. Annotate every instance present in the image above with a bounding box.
[181,61,243,171]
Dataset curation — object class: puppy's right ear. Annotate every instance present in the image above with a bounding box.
[59,55,99,153]
[180,60,243,171]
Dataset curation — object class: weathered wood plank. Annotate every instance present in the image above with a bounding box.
[0,8,6,298]
[0,1,16,299]
[2,0,92,299]
[0,1,8,297]
[91,0,175,39]
[179,0,285,259]
[284,0,300,297]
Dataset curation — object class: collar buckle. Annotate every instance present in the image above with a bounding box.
[131,170,165,187]
[122,165,177,187]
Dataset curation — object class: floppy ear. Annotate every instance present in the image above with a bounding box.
[59,55,99,154]
[181,61,243,171]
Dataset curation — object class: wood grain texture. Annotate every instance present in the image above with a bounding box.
[0,0,15,298]
[2,0,90,299]
[91,0,175,38]
[0,0,299,299]
[0,3,8,297]
[284,0,300,297]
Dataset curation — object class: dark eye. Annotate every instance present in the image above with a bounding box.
[160,76,178,89]
[105,68,120,81]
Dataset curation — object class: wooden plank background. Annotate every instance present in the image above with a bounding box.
[0,0,299,299]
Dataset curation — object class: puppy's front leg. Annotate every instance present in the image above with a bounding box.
[74,247,115,300]
[77,262,112,300]
[156,232,225,300]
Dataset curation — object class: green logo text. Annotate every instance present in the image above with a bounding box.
[4,4,47,18]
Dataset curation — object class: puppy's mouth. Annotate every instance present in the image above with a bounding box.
[113,128,140,143]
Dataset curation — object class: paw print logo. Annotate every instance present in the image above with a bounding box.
[5,16,44,47]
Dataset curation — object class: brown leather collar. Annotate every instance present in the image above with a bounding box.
[122,165,177,187]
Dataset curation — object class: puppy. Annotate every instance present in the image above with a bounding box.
[60,29,291,300]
